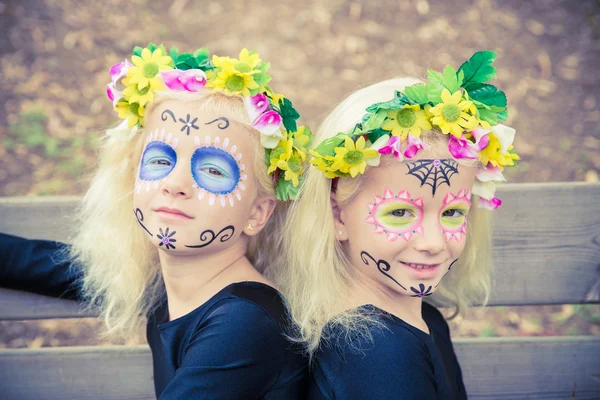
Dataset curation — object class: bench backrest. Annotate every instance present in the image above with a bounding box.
[1,182,599,399]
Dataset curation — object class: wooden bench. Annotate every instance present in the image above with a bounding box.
[1,182,599,399]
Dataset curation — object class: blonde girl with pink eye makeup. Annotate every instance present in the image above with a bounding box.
[0,44,311,399]
[277,51,518,399]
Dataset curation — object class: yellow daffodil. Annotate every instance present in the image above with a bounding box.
[310,150,338,178]
[115,101,145,127]
[430,89,478,138]
[122,76,156,107]
[382,105,432,140]
[279,151,304,187]
[267,139,292,174]
[209,64,259,97]
[479,133,520,170]
[330,136,380,178]
[234,48,262,73]
[126,47,172,91]
[291,125,311,153]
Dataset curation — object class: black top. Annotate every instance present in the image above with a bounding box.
[309,304,467,400]
[0,233,308,399]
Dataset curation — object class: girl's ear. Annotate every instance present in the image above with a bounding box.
[244,195,276,236]
[330,192,348,241]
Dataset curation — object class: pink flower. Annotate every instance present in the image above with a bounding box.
[403,134,426,159]
[106,83,121,106]
[244,93,269,122]
[161,69,207,92]
[378,136,403,160]
[448,128,491,160]
[109,59,131,86]
[476,164,505,182]
[252,110,281,134]
[478,196,502,210]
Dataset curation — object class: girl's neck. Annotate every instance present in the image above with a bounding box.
[346,276,429,335]
[159,242,269,321]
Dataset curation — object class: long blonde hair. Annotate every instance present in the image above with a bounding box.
[69,90,286,338]
[277,78,493,357]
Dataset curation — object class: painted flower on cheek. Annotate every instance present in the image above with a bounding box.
[366,188,424,242]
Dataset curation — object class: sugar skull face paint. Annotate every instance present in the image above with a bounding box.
[439,189,472,242]
[366,188,424,242]
[192,135,247,207]
[136,129,180,193]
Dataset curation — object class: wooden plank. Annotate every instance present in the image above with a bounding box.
[0,183,599,320]
[0,345,154,400]
[0,338,597,399]
[0,288,92,320]
[454,336,600,399]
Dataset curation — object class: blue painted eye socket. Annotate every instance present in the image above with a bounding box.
[139,141,177,181]
[191,147,240,194]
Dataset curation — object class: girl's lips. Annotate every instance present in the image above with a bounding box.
[400,261,441,279]
[154,208,194,220]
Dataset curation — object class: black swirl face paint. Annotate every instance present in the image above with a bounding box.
[134,208,153,237]
[360,251,407,290]
[185,225,235,248]
[161,109,177,123]
[434,259,458,288]
[157,227,177,250]
[405,159,459,196]
[205,117,230,130]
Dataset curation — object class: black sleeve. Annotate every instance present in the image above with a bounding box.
[158,298,284,399]
[0,233,82,300]
[329,328,438,399]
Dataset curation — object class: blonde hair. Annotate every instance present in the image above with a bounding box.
[277,78,493,357]
[69,90,286,338]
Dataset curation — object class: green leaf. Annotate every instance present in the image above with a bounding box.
[275,177,301,201]
[426,69,444,103]
[133,46,143,57]
[366,91,411,113]
[478,108,499,126]
[278,98,300,133]
[147,43,157,52]
[442,65,460,93]
[457,69,465,87]
[465,83,507,108]
[404,83,428,104]
[366,127,387,145]
[497,109,508,121]
[193,48,210,59]
[169,47,179,59]
[313,132,347,156]
[363,110,387,131]
[458,50,497,85]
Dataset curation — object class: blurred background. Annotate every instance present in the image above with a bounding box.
[0,0,599,347]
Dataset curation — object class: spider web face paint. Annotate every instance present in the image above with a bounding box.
[405,159,459,196]
[440,189,471,242]
[136,129,180,193]
[191,135,247,207]
[366,188,424,242]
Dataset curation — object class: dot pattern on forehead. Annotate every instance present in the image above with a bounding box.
[191,135,247,207]
[135,128,179,194]
[405,158,459,196]
[366,188,424,242]
[440,189,472,242]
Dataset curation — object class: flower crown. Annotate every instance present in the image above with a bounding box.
[310,50,519,210]
[105,43,312,201]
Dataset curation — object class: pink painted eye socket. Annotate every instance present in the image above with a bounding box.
[440,189,472,242]
[366,188,424,242]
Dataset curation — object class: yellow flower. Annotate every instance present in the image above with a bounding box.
[209,64,259,97]
[382,105,432,140]
[430,89,478,138]
[267,139,292,174]
[122,76,155,107]
[115,101,145,127]
[235,48,262,73]
[127,47,172,91]
[310,150,338,179]
[291,125,311,152]
[479,134,520,170]
[330,136,380,178]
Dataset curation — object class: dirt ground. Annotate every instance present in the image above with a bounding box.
[0,0,599,347]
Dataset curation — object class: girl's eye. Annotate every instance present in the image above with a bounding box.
[149,159,172,166]
[201,166,226,178]
[442,209,466,218]
[389,209,413,218]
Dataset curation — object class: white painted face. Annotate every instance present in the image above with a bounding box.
[337,150,476,298]
[133,99,259,255]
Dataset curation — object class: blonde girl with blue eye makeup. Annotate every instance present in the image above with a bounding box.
[0,44,311,399]
[276,51,518,399]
